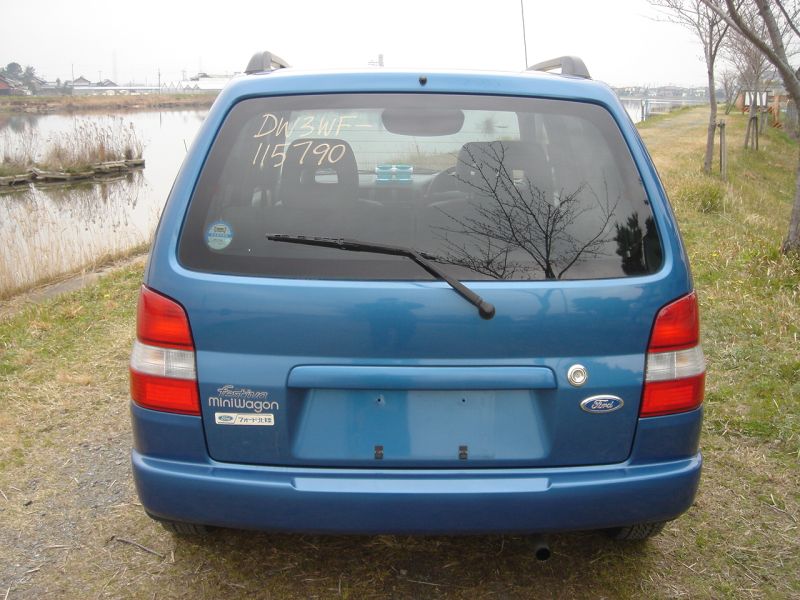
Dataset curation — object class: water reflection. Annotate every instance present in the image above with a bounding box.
[0,109,206,296]
[0,174,152,295]
[0,113,43,133]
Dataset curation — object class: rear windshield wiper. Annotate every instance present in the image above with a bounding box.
[266,234,495,320]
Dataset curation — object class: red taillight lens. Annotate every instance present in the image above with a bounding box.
[641,375,705,418]
[130,286,200,415]
[641,293,705,418]
[647,291,699,352]
[130,372,200,415]
[137,285,194,349]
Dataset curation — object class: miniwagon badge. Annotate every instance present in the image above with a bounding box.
[580,395,624,414]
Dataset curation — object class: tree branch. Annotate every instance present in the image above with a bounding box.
[702,0,800,97]
[774,0,800,43]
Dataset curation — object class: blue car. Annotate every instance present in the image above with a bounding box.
[130,52,705,543]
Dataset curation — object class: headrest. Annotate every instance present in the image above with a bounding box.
[456,141,551,196]
[279,138,358,205]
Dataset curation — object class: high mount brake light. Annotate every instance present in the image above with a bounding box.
[641,292,705,418]
[130,286,200,415]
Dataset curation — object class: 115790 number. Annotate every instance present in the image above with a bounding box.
[252,140,347,169]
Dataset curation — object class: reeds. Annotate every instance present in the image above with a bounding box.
[0,123,38,176]
[0,117,143,176]
[41,118,143,172]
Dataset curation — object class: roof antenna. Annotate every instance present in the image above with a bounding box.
[520,0,529,69]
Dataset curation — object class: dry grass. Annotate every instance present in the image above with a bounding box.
[0,93,216,115]
[0,175,153,299]
[41,118,143,171]
[0,107,797,599]
[0,117,143,175]
[0,124,38,177]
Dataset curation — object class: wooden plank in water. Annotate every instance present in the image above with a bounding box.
[0,172,34,186]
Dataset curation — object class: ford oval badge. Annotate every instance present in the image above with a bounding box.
[580,395,624,414]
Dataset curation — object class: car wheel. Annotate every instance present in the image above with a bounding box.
[606,521,666,541]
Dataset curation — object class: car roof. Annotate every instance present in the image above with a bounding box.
[215,67,620,108]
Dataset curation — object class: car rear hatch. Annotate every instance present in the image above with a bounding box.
[164,90,683,468]
[182,276,668,468]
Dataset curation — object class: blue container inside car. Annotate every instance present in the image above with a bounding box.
[129,52,705,541]
[375,164,414,183]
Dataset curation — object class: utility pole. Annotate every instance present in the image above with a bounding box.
[520,0,529,68]
[158,68,161,94]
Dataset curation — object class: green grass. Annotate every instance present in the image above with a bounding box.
[641,112,800,458]
[0,107,798,599]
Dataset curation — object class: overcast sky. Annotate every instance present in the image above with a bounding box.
[2,0,711,87]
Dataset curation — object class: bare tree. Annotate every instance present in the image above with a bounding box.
[436,143,618,280]
[727,17,771,146]
[719,67,740,113]
[700,0,800,253]
[649,0,730,173]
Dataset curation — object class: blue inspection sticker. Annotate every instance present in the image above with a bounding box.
[206,221,233,250]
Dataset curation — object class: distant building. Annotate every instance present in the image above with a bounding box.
[0,75,26,96]
[612,85,712,102]
[0,75,13,95]
[180,72,235,91]
[36,80,63,96]
[70,76,91,87]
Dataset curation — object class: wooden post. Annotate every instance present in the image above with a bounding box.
[754,114,759,150]
[745,115,759,150]
[720,122,725,177]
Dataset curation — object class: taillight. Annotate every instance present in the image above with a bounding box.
[130,285,200,415]
[641,292,705,418]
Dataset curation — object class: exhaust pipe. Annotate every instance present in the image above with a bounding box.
[530,535,551,561]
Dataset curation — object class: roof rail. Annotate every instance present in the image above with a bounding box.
[527,56,591,79]
[245,51,290,75]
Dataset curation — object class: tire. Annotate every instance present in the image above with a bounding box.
[606,521,667,541]
[145,512,213,535]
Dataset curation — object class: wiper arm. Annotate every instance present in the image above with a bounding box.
[266,234,496,320]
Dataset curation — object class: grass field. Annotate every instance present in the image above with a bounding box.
[0,107,797,598]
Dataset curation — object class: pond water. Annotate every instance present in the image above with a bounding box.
[621,98,702,124]
[0,110,206,297]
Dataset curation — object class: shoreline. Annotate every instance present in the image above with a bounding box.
[0,159,145,187]
[0,93,216,115]
[0,249,148,320]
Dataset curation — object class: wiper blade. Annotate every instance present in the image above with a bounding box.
[266,234,495,320]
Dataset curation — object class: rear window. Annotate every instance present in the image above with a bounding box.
[179,94,661,280]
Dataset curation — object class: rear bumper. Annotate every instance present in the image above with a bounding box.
[131,403,702,534]
[134,451,701,534]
